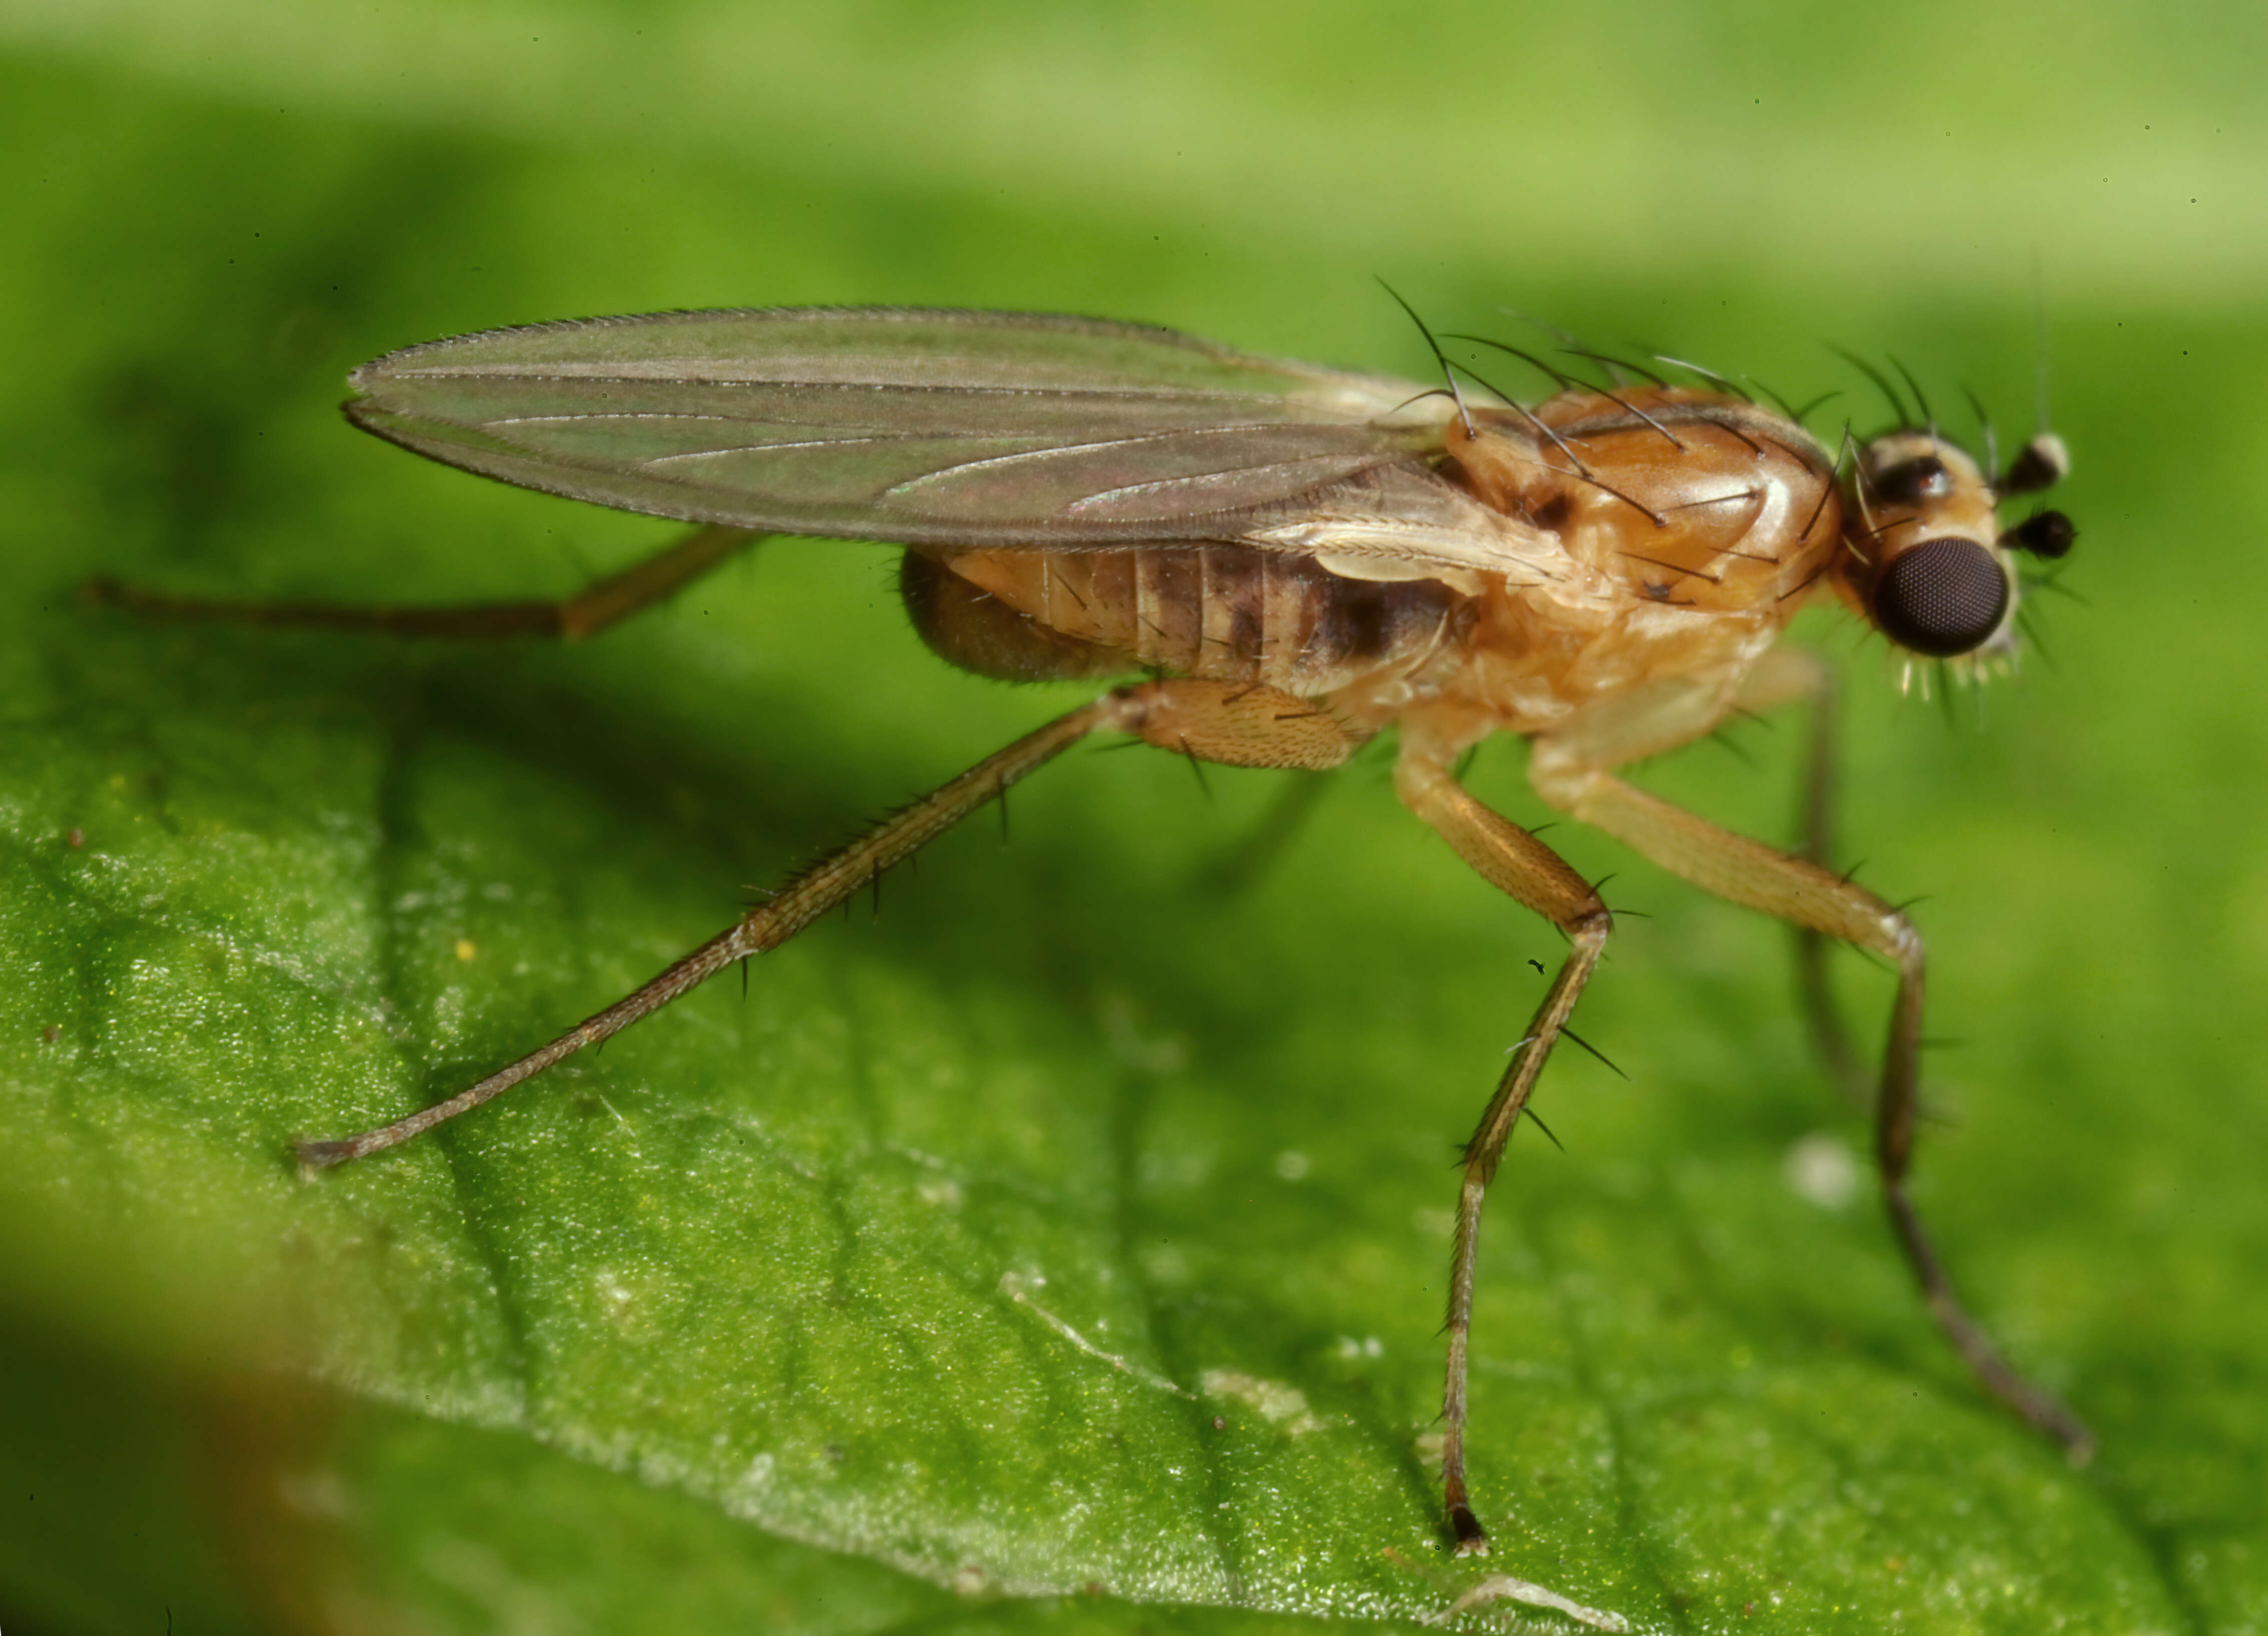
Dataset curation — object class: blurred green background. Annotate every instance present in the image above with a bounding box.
[2,3,2262,1632]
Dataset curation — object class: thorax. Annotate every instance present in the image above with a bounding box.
[1336,388,1842,742]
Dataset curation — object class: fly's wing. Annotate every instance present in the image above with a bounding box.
[346,307,1560,579]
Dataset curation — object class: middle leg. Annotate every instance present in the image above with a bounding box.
[1395,739,1617,1557]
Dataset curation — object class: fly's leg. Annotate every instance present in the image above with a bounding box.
[300,678,1363,1166]
[88,523,761,640]
[297,689,1117,1164]
[1527,742,2095,1458]
[1788,660,1869,1104]
[1120,679,1369,772]
[1190,769,1334,895]
[1395,742,1615,1557]
[1732,648,1866,1105]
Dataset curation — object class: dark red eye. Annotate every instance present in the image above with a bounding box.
[1872,454,1951,505]
[1874,537,2009,656]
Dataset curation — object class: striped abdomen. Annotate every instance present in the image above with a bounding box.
[902,546,1460,696]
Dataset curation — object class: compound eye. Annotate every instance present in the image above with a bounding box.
[1873,537,2010,656]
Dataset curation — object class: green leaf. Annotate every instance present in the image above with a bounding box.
[4,9,2264,1633]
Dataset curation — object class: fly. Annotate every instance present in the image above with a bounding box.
[95,304,2084,1555]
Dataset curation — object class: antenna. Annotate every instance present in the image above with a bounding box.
[2030,248,2054,436]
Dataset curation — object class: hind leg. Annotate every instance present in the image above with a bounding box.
[89,523,760,640]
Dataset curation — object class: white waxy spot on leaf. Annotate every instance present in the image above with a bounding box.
[1784,1131,1860,1211]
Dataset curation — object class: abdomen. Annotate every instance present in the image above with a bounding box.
[904,546,1460,696]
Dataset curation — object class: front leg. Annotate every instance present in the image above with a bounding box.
[1731,646,1867,1105]
[1527,740,2095,1457]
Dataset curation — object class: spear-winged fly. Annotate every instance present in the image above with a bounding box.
[96,304,2084,1555]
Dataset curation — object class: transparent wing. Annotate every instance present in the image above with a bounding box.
[346,306,1558,575]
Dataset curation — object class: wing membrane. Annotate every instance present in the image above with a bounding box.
[347,306,1556,575]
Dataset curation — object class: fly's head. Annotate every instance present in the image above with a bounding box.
[1832,426,2075,682]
